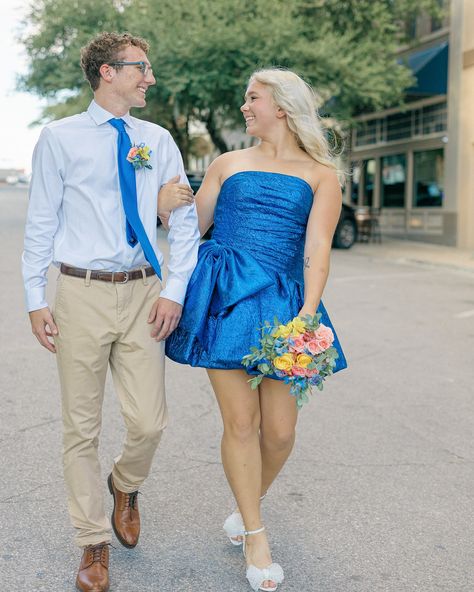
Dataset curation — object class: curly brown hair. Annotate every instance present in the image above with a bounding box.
[80,31,149,91]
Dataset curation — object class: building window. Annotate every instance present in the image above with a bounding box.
[421,102,447,135]
[404,16,417,40]
[413,148,444,207]
[355,120,377,146]
[386,112,411,142]
[350,162,360,205]
[363,159,375,206]
[430,0,446,32]
[381,154,406,208]
[353,100,447,148]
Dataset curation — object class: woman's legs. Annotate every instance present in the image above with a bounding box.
[225,377,299,544]
[207,369,275,589]
[259,377,299,495]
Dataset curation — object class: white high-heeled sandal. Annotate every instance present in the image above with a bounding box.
[243,526,284,592]
[223,493,267,546]
[223,510,246,546]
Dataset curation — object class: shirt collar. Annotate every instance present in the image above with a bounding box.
[87,100,137,129]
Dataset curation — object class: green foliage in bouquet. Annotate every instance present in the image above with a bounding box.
[242,314,339,408]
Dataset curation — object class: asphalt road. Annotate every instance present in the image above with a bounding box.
[1,187,473,591]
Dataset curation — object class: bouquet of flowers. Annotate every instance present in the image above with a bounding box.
[127,143,152,170]
[242,314,339,408]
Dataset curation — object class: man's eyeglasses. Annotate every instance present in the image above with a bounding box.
[108,61,153,76]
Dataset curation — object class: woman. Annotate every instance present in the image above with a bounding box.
[161,68,347,591]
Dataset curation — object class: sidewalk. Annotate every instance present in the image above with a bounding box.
[349,237,474,273]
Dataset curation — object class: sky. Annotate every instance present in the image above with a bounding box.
[0,1,43,173]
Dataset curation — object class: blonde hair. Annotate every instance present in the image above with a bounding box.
[249,68,337,170]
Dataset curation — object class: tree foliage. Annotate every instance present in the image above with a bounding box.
[18,0,444,163]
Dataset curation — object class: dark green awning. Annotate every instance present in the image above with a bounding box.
[401,42,449,97]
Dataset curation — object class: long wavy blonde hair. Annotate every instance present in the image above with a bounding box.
[248,68,337,170]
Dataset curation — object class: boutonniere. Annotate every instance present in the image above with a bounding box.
[127,143,152,170]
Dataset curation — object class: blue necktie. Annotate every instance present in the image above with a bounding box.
[108,118,161,280]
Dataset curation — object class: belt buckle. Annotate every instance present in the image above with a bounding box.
[114,271,129,284]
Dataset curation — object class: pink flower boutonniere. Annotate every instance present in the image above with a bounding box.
[127,143,152,170]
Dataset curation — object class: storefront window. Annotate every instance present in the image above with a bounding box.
[363,159,375,206]
[404,16,417,40]
[413,148,444,207]
[350,162,360,205]
[381,154,406,208]
[431,0,446,32]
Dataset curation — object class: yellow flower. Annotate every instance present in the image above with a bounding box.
[291,317,307,334]
[272,317,306,339]
[296,353,312,368]
[138,147,150,160]
[272,324,292,339]
[273,353,295,371]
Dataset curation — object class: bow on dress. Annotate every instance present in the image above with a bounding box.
[180,239,274,346]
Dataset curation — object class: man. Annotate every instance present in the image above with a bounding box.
[22,32,200,591]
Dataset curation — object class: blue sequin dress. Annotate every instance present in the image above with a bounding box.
[165,171,347,375]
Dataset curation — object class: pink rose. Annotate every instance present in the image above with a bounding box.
[314,324,334,352]
[289,335,306,353]
[318,338,332,351]
[128,147,139,158]
[315,324,334,344]
[292,366,306,377]
[305,339,324,355]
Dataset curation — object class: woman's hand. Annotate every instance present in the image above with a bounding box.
[298,304,318,318]
[157,175,194,218]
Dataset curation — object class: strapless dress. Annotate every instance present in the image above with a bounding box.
[165,171,347,375]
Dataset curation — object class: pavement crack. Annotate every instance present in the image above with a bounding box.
[440,448,466,461]
[185,457,221,466]
[198,406,214,418]
[18,418,60,433]
[150,460,221,475]
[0,479,63,503]
[181,450,220,466]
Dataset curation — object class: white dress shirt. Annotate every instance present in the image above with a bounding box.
[22,100,200,312]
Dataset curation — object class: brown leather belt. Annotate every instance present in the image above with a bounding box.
[60,263,155,284]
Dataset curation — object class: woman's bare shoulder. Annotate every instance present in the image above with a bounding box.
[308,160,340,191]
[208,147,257,181]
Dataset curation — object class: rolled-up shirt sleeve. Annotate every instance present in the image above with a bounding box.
[22,127,64,312]
[159,132,200,305]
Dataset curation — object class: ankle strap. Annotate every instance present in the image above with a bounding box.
[244,525,265,536]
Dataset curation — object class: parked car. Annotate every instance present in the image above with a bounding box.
[160,172,358,249]
[332,203,358,249]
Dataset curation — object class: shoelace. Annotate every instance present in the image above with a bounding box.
[128,491,139,510]
[86,542,112,564]
[119,490,141,517]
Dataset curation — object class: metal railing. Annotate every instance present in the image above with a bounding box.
[353,98,447,148]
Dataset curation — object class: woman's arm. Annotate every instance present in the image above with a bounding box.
[157,175,194,229]
[194,158,223,237]
[299,169,342,317]
[157,157,224,235]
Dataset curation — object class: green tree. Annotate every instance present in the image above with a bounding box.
[18,0,443,164]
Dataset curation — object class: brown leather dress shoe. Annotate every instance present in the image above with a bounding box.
[107,473,140,548]
[76,542,109,592]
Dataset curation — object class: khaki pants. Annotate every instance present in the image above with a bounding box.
[53,272,167,547]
